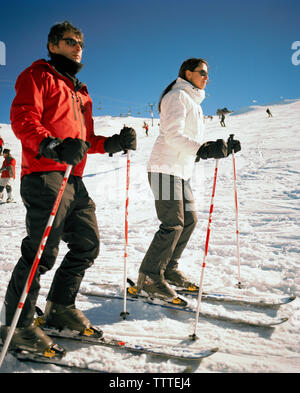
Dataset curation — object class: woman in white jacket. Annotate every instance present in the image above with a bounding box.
[135,58,240,304]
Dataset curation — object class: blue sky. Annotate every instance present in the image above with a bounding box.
[0,0,299,123]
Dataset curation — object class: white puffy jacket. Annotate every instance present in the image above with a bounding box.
[147,77,205,180]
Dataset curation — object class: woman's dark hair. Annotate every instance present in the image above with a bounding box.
[158,58,208,112]
[47,21,83,56]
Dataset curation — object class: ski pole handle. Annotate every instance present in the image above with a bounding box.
[0,164,72,368]
[228,134,235,154]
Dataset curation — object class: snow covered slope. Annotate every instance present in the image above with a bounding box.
[0,99,299,373]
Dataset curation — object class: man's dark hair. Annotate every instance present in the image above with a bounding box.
[47,21,84,56]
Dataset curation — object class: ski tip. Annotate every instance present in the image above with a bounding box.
[257,317,289,327]
[196,347,219,358]
[281,317,289,323]
[287,295,296,303]
[271,317,289,326]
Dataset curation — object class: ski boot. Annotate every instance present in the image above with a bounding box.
[41,301,103,338]
[0,325,65,358]
[164,268,198,293]
[128,273,187,307]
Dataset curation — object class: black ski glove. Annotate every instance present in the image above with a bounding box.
[38,137,90,165]
[104,127,137,155]
[227,135,241,156]
[0,167,9,173]
[196,139,228,161]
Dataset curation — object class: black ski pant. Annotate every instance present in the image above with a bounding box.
[4,171,100,327]
[139,173,197,281]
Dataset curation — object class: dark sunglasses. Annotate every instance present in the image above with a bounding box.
[61,37,84,49]
[192,69,208,77]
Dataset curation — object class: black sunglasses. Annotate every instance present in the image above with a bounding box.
[61,37,84,49]
[192,69,208,77]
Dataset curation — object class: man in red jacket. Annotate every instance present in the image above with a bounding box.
[0,135,3,155]
[0,21,136,356]
[0,148,16,202]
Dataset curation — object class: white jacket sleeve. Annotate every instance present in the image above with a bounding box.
[160,90,201,155]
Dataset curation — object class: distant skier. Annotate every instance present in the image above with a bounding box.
[0,135,3,155]
[220,112,226,127]
[266,108,273,117]
[0,148,16,203]
[143,121,149,136]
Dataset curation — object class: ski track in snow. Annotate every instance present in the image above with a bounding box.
[0,99,300,373]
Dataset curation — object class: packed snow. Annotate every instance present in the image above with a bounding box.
[0,99,299,373]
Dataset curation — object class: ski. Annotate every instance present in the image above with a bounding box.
[41,328,218,361]
[33,308,218,362]
[3,342,216,373]
[126,278,295,308]
[0,343,104,372]
[89,279,296,308]
[81,289,289,328]
[172,289,296,308]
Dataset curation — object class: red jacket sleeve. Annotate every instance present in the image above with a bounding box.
[88,134,107,155]
[10,67,52,155]
[83,103,107,154]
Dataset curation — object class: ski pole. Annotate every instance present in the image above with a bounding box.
[190,159,219,340]
[229,134,243,289]
[0,164,72,368]
[120,151,130,319]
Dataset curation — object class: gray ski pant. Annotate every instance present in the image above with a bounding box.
[139,173,197,281]
[4,171,100,327]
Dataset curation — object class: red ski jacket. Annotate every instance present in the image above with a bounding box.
[10,59,107,178]
[1,156,16,179]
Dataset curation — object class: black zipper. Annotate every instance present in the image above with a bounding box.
[71,91,85,139]
[71,92,77,121]
[78,96,86,127]
[70,91,85,174]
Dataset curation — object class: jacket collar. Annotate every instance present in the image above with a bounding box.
[30,59,87,92]
[174,77,205,104]
[49,54,84,91]
[49,53,83,76]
